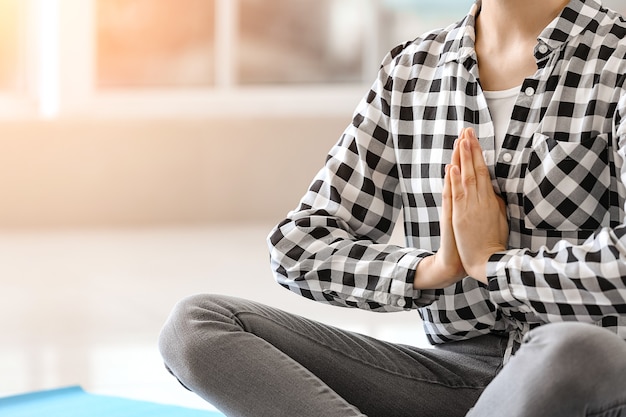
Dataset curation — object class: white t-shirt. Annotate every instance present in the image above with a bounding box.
[483,85,520,153]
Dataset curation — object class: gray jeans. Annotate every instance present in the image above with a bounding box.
[158,294,626,417]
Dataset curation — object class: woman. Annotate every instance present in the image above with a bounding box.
[159,0,626,415]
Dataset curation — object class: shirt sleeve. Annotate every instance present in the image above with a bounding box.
[267,44,439,312]
[486,94,626,323]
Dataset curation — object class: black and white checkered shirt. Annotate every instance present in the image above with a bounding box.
[268,0,626,356]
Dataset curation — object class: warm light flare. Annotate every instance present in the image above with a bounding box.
[38,0,59,118]
[0,0,20,90]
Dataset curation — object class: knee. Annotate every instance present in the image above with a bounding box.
[158,294,243,382]
[473,323,626,417]
[521,322,626,395]
[527,322,623,364]
[158,294,208,368]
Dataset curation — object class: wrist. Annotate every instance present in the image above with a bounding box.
[465,246,504,284]
[466,264,488,284]
[414,255,435,290]
[414,253,465,290]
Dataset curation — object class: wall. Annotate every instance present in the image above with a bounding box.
[0,116,349,229]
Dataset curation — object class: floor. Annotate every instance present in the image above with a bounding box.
[0,223,429,411]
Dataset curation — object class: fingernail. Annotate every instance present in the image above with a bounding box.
[463,139,470,151]
[468,128,476,140]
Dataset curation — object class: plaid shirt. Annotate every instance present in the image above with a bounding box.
[268,0,626,355]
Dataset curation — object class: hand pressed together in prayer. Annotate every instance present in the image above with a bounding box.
[414,128,508,289]
[449,128,509,283]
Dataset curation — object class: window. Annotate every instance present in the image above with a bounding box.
[0,0,21,91]
[237,0,366,85]
[379,0,473,51]
[44,0,626,118]
[8,0,626,119]
[91,0,472,91]
[96,0,216,88]
[0,0,37,119]
[69,0,472,117]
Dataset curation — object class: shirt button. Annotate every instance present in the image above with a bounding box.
[502,153,513,163]
[538,44,549,54]
[397,299,406,308]
[524,87,535,96]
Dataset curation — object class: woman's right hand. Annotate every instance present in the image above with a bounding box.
[413,132,468,289]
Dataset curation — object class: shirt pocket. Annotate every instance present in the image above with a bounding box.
[523,132,610,231]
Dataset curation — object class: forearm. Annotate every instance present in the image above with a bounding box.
[269,216,437,309]
[488,226,626,321]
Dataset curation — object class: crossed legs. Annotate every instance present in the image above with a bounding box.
[158,294,503,417]
[159,294,626,417]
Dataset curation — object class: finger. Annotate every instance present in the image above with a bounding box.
[466,128,492,197]
[450,128,470,202]
[449,164,465,206]
[442,165,452,221]
[459,136,477,194]
[441,166,458,251]
[451,129,464,168]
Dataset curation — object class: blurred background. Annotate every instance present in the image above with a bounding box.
[1,0,624,412]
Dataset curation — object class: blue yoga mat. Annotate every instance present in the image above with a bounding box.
[0,386,225,417]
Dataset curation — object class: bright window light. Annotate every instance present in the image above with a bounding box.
[38,0,59,118]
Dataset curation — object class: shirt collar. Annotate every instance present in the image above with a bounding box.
[438,1,479,67]
[536,0,605,51]
[439,0,606,67]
